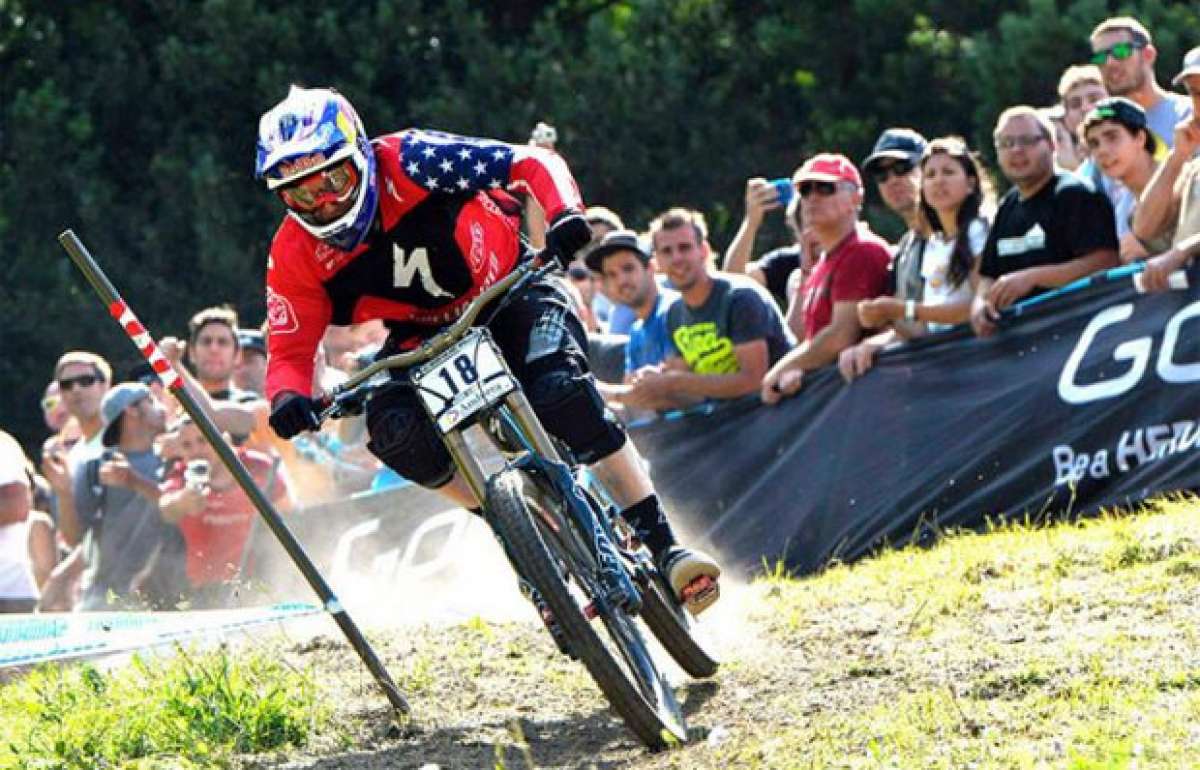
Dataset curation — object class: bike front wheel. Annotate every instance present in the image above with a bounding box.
[485,469,688,750]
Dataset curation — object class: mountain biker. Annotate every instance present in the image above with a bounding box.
[255,85,720,613]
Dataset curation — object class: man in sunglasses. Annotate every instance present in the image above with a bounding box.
[861,128,929,335]
[255,86,720,610]
[971,107,1119,337]
[1089,17,1192,151]
[761,155,891,403]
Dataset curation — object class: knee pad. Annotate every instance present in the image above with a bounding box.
[526,357,626,465]
[365,385,454,489]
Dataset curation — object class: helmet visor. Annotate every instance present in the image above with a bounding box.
[277,157,360,215]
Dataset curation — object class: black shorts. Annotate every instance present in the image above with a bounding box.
[365,276,625,486]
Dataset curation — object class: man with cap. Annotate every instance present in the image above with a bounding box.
[40,382,168,610]
[234,327,268,397]
[761,154,891,404]
[1080,97,1169,258]
[584,230,680,389]
[1132,45,1200,290]
[861,128,929,329]
[626,207,791,411]
[971,106,1119,337]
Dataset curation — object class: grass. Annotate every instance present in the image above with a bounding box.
[0,645,331,770]
[3,496,1200,769]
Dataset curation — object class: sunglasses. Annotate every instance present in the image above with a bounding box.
[57,373,100,391]
[871,160,914,184]
[567,265,592,280]
[278,158,360,212]
[798,180,840,198]
[1089,41,1145,66]
[994,134,1046,151]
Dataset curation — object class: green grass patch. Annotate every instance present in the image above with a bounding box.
[0,645,330,770]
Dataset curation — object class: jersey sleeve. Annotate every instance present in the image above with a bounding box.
[264,234,333,402]
[399,129,583,221]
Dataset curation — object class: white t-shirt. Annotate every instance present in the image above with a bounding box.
[0,431,36,601]
[920,218,989,333]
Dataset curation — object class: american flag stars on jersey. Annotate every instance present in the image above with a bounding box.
[402,129,514,195]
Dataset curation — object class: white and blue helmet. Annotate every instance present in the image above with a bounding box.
[255,86,378,251]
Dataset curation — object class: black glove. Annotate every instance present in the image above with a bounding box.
[545,210,593,268]
[269,392,320,439]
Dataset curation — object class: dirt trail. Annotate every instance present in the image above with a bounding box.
[239,579,772,770]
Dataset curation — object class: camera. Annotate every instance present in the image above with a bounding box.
[768,177,794,207]
[184,459,210,489]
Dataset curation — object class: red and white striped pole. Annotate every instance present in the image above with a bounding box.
[58,229,411,717]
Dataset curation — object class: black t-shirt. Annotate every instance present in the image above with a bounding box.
[979,171,1117,287]
[749,245,801,307]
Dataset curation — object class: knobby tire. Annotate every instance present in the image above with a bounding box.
[485,469,687,750]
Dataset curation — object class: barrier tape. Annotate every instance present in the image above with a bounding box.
[0,602,320,669]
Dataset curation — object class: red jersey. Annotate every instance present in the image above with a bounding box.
[162,450,288,587]
[800,227,891,340]
[264,129,583,401]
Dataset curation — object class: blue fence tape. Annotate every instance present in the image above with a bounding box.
[0,602,321,669]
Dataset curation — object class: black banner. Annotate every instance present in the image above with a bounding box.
[279,265,1200,587]
[630,263,1200,575]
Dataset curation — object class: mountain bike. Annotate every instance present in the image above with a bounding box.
[316,253,718,750]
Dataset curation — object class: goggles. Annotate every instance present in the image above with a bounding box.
[276,157,360,214]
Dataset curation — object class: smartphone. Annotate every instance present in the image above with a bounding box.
[768,177,794,207]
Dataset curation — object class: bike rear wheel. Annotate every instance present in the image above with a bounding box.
[485,469,687,750]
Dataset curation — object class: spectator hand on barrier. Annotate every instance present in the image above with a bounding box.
[838,341,883,383]
[760,366,802,405]
[987,269,1038,312]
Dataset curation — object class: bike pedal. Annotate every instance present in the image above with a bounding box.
[681,575,720,616]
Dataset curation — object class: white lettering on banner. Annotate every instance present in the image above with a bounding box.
[1052,419,1200,485]
[393,244,453,298]
[1058,300,1200,404]
[1058,304,1150,404]
[328,510,471,585]
[1052,445,1111,486]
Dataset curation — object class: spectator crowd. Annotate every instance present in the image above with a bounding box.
[2,15,1198,614]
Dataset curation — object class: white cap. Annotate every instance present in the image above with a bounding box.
[1172,46,1200,87]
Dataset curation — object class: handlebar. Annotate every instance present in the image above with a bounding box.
[317,251,553,422]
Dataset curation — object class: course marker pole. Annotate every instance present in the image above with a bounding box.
[57,229,411,717]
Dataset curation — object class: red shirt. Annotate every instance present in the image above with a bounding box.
[162,450,289,587]
[800,227,891,340]
[264,129,583,401]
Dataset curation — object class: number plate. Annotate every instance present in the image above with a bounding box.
[413,330,517,433]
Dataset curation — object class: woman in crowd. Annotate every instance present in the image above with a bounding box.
[839,137,992,382]
[1081,97,1169,261]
